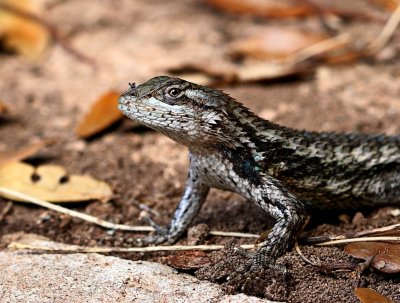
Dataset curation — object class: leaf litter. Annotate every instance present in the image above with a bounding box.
[344,242,400,273]
[75,91,124,139]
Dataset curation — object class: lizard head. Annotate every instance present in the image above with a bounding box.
[119,76,245,149]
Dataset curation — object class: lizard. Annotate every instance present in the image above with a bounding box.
[118,76,400,268]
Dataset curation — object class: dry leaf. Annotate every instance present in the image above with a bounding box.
[167,61,308,86]
[167,63,238,86]
[355,288,394,303]
[0,162,112,203]
[75,91,123,138]
[230,28,328,61]
[344,242,400,273]
[205,0,377,20]
[0,100,8,114]
[235,62,308,82]
[0,140,51,166]
[164,251,212,270]
[369,0,399,11]
[0,0,49,59]
[205,0,317,18]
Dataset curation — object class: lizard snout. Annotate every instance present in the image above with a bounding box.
[119,83,138,105]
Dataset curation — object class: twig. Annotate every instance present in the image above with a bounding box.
[367,4,400,54]
[316,236,400,246]
[209,230,258,238]
[294,241,319,266]
[288,33,352,65]
[289,4,400,66]
[0,201,13,224]
[303,222,400,244]
[0,187,153,232]
[8,241,258,253]
[0,186,259,238]
[0,3,96,67]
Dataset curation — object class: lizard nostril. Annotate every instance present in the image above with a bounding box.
[120,82,138,101]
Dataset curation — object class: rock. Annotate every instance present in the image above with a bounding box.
[0,251,271,303]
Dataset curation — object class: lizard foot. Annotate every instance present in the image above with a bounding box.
[134,213,179,246]
[195,243,288,299]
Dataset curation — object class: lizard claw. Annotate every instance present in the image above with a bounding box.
[134,220,181,246]
[134,225,171,246]
[196,244,287,298]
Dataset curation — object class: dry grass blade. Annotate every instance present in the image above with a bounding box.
[0,186,258,238]
[288,33,352,65]
[0,186,149,230]
[295,241,319,266]
[367,4,400,54]
[7,234,259,253]
[209,230,258,238]
[0,201,12,224]
[316,236,400,246]
[303,222,400,244]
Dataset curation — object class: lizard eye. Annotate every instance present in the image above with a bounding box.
[165,86,183,99]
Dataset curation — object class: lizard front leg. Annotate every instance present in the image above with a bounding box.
[138,164,210,245]
[247,176,308,267]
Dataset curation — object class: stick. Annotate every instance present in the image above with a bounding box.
[288,33,352,65]
[302,222,400,244]
[0,187,153,232]
[0,201,12,224]
[315,236,400,246]
[0,187,259,238]
[367,4,400,54]
[8,241,258,253]
[294,241,319,266]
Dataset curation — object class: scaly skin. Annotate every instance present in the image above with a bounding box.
[118,76,400,266]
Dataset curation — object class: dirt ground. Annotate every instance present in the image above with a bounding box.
[0,0,399,302]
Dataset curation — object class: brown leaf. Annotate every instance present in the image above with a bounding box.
[167,61,309,86]
[0,140,51,166]
[0,100,8,114]
[0,162,113,203]
[0,0,49,59]
[355,288,394,303]
[369,0,399,11]
[344,242,400,273]
[167,63,238,86]
[205,0,317,19]
[75,91,123,139]
[230,28,328,61]
[164,250,212,270]
[205,0,378,20]
[235,62,310,82]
